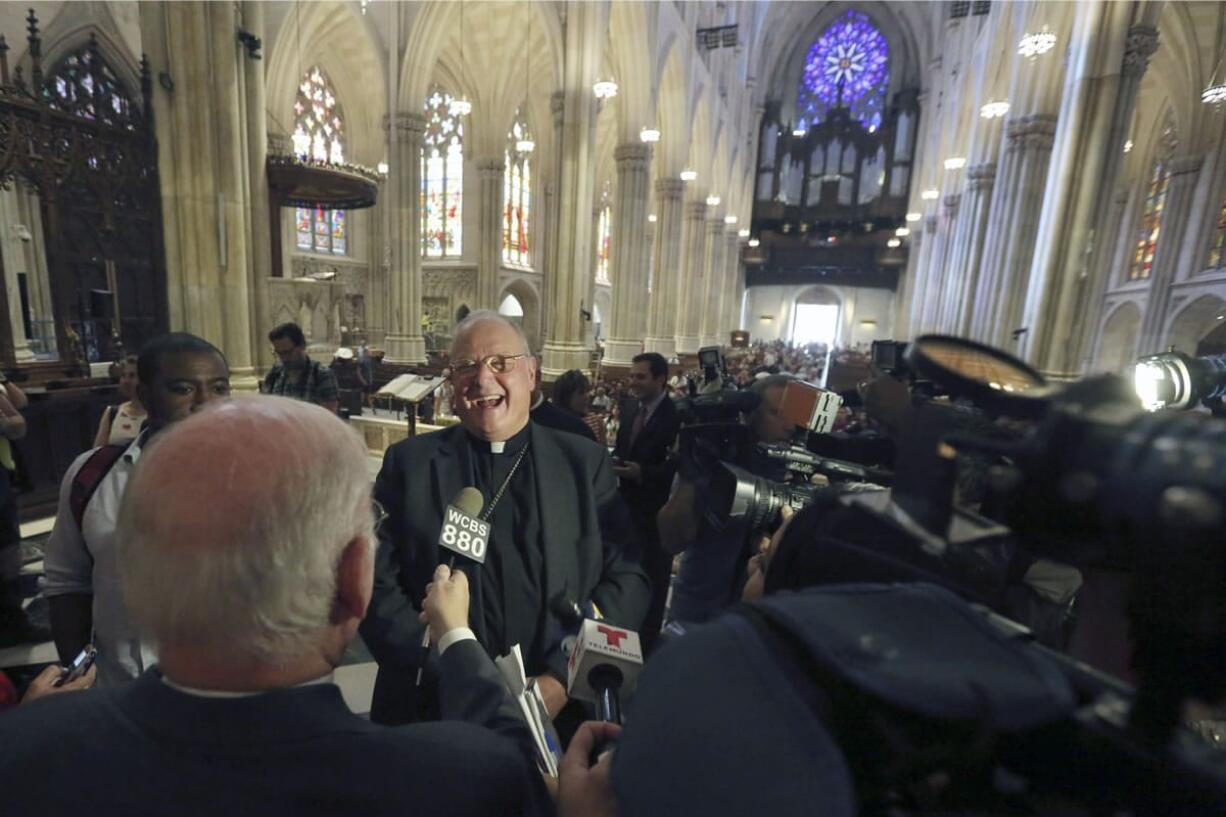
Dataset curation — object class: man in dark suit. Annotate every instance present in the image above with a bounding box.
[613,352,681,651]
[0,396,550,817]
[362,311,649,727]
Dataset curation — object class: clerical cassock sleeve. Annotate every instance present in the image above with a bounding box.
[360,444,429,670]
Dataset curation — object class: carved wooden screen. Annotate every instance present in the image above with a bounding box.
[0,16,166,372]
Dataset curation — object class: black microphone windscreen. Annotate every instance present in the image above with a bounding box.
[453,486,484,518]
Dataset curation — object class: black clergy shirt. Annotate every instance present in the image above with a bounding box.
[464,423,547,670]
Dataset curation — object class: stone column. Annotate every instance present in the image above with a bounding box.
[950,162,996,336]
[674,200,708,354]
[644,178,685,356]
[139,1,256,386]
[476,156,505,312]
[894,228,923,340]
[541,3,603,376]
[698,215,727,348]
[1138,155,1204,349]
[918,195,960,332]
[539,91,565,347]
[907,216,938,336]
[723,230,741,337]
[384,113,427,364]
[1025,18,1158,378]
[604,143,653,366]
[241,1,272,371]
[972,116,1058,349]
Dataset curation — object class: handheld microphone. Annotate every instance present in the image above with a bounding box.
[566,619,644,725]
[417,487,488,686]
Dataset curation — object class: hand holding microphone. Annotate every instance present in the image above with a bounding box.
[418,564,470,644]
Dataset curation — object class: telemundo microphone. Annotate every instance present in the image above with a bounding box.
[565,619,644,725]
[416,487,490,687]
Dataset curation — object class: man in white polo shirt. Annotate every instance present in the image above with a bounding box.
[43,333,231,686]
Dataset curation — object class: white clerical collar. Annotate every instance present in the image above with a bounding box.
[162,671,335,698]
[490,440,507,454]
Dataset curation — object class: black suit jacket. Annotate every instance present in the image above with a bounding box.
[361,421,650,725]
[0,641,548,817]
[532,399,597,441]
[613,395,681,529]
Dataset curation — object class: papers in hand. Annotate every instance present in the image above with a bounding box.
[496,645,563,778]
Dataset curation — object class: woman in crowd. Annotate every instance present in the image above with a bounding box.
[93,356,146,447]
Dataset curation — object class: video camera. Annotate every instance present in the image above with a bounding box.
[764,335,1226,811]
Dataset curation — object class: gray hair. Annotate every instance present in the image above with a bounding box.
[451,309,532,358]
[117,396,374,662]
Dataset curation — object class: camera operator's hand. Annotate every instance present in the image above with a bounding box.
[743,504,794,602]
[417,564,470,644]
[559,721,622,817]
[611,460,641,483]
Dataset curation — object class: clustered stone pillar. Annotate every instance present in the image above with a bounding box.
[384,113,427,364]
[917,194,960,333]
[673,200,708,355]
[541,2,601,377]
[722,230,742,336]
[539,91,565,346]
[604,143,653,366]
[698,214,727,348]
[969,115,1057,349]
[1025,16,1158,378]
[906,216,938,336]
[476,156,505,312]
[139,0,256,386]
[644,178,685,357]
[948,162,996,336]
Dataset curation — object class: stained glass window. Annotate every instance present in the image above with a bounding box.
[292,66,348,256]
[46,44,134,127]
[1130,159,1169,280]
[595,186,612,286]
[422,88,464,258]
[503,110,533,266]
[1207,196,1226,269]
[796,10,890,133]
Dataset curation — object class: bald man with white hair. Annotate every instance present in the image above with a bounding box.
[0,396,550,817]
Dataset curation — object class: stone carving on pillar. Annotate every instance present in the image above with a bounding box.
[645,177,685,356]
[384,112,428,364]
[1005,115,1057,152]
[476,156,506,311]
[966,163,996,192]
[604,142,653,366]
[1121,25,1160,79]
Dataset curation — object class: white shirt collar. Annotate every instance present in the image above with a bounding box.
[161,671,336,698]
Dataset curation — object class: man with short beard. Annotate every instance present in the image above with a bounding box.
[263,321,339,414]
[362,310,649,728]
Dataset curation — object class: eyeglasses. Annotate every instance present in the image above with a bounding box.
[450,354,528,380]
[372,499,389,534]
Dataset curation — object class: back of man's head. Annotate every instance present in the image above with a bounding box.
[117,396,373,664]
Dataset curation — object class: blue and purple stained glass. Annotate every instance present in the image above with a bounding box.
[797,10,890,132]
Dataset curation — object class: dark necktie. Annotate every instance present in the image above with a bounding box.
[629,404,647,449]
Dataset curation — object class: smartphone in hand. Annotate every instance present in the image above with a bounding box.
[55,645,97,687]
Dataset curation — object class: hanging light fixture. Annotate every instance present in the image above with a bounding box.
[980,101,1010,119]
[905,212,922,222]
[1018,28,1057,59]
[1204,52,1226,106]
[377,161,389,175]
[748,238,760,248]
[895,227,911,237]
[921,189,940,200]
[887,238,901,248]
[647,213,658,223]
[640,127,661,143]
[680,169,697,182]
[944,157,967,170]
[593,79,619,99]
[737,228,750,238]
[724,215,738,225]
[706,195,721,206]
[1124,139,1134,154]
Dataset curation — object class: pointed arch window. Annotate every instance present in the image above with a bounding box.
[422,88,464,258]
[45,42,135,127]
[595,185,612,286]
[292,66,348,255]
[796,10,890,133]
[503,111,533,266]
[1207,196,1226,269]
[1130,158,1170,281]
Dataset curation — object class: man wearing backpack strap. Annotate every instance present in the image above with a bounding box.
[43,333,231,686]
[263,322,339,415]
